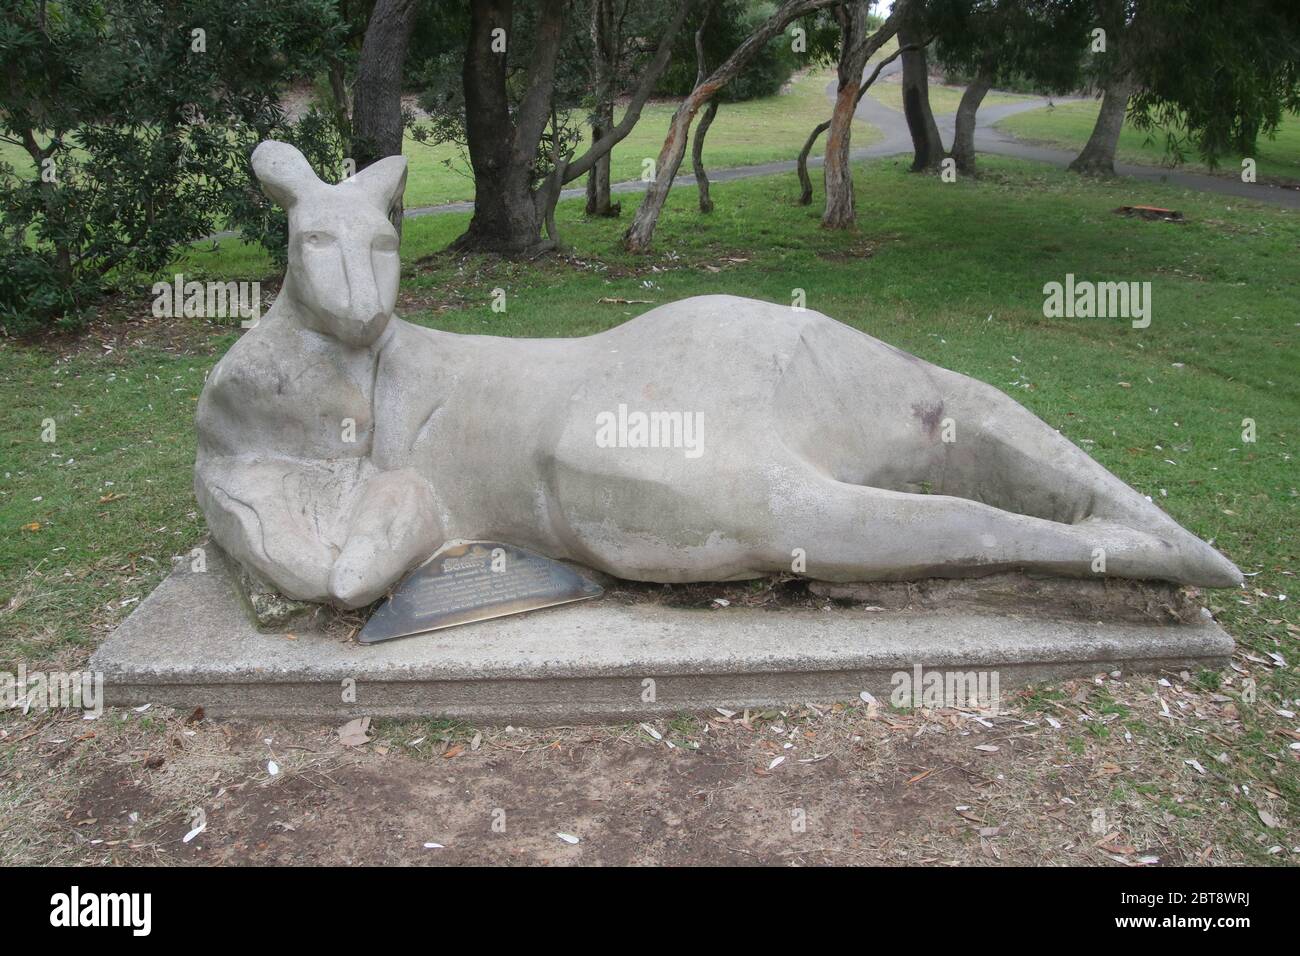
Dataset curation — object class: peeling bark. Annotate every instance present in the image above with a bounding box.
[823,1,898,230]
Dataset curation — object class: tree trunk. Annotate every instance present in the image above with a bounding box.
[797,120,831,205]
[454,0,564,255]
[690,2,719,214]
[585,0,620,217]
[624,0,890,253]
[898,26,943,172]
[585,106,619,217]
[949,71,991,175]
[350,0,419,230]
[822,1,880,230]
[327,54,353,138]
[1069,76,1132,175]
[691,100,719,213]
[456,0,688,254]
[796,39,910,206]
[822,79,860,226]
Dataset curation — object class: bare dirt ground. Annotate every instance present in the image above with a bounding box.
[3,664,1295,866]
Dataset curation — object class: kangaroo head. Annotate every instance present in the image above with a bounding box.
[251,141,407,348]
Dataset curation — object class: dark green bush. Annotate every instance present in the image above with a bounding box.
[0,0,347,334]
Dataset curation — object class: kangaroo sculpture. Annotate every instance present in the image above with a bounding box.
[194,141,1242,611]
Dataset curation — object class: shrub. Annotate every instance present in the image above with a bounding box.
[0,0,347,334]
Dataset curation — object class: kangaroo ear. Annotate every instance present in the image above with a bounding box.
[344,155,408,214]
[250,141,320,210]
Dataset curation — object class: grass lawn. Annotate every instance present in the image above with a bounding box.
[997,100,1300,184]
[404,66,879,207]
[867,77,1035,114]
[2,156,1297,864]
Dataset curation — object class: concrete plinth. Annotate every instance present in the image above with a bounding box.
[90,549,1233,723]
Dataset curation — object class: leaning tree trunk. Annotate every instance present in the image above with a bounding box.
[691,100,719,213]
[532,0,690,247]
[350,0,419,231]
[949,71,991,175]
[898,26,943,172]
[690,2,719,213]
[624,0,893,253]
[822,1,888,230]
[797,119,831,205]
[1069,76,1133,175]
[796,39,911,206]
[585,0,620,217]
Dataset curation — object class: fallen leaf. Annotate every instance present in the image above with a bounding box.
[338,716,372,747]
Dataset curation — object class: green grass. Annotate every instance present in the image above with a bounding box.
[997,101,1300,183]
[5,155,1297,663]
[867,77,1034,114]
[2,156,1297,859]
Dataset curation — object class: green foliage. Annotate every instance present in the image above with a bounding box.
[928,0,1093,95]
[1124,0,1300,167]
[0,0,348,332]
[654,1,832,102]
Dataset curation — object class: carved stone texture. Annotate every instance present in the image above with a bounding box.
[194,140,1242,610]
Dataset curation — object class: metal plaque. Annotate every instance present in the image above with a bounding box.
[357,541,603,644]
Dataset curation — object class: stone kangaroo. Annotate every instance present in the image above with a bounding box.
[194,141,1242,610]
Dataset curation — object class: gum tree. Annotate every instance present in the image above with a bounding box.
[1081,0,1300,175]
[821,0,904,228]
[929,0,1092,175]
[448,0,691,255]
[622,0,848,254]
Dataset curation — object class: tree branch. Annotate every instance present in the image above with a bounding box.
[562,0,693,184]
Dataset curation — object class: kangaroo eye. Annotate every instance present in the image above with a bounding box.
[304,232,329,247]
